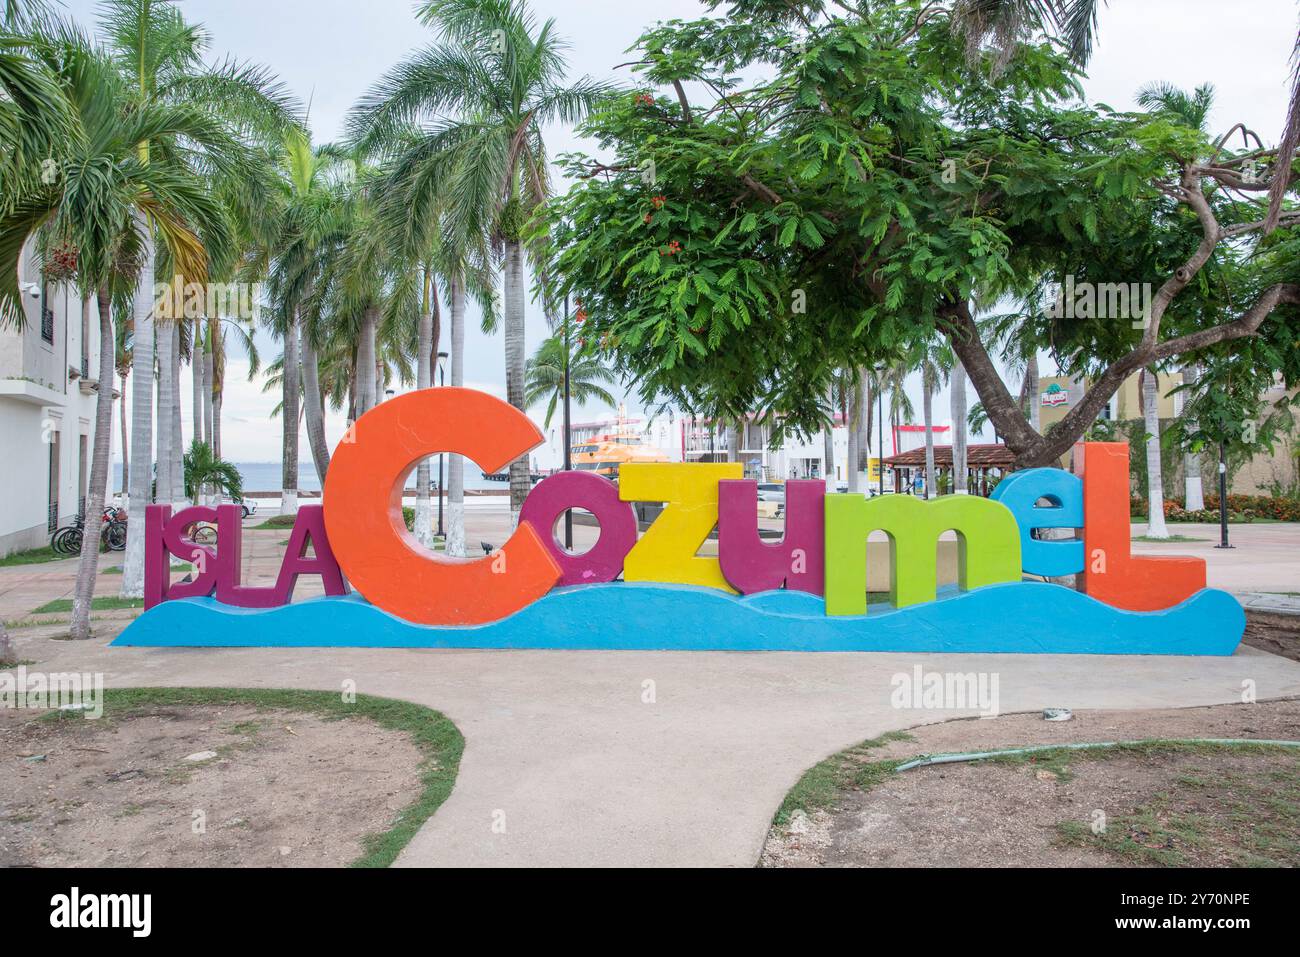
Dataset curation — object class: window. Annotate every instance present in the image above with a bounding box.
[39,283,54,344]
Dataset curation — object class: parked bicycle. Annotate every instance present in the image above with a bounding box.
[51,507,128,555]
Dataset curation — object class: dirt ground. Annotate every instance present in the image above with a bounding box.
[1,704,423,867]
[1242,612,1300,663]
[762,698,1300,868]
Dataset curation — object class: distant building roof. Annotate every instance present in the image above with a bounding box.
[883,443,1016,469]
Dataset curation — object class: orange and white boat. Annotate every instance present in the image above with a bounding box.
[571,429,669,480]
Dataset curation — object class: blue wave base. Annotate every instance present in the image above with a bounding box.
[110,582,1245,656]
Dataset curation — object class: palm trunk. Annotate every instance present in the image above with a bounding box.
[1181,364,1205,510]
[212,390,222,459]
[281,311,301,515]
[503,240,529,521]
[70,287,117,640]
[951,360,968,493]
[120,218,155,599]
[846,373,861,494]
[447,273,467,557]
[355,306,378,416]
[1143,368,1170,539]
[192,323,204,447]
[169,328,183,502]
[154,320,176,504]
[822,383,836,491]
[922,385,935,500]
[300,323,330,483]
[118,373,129,498]
[205,337,217,459]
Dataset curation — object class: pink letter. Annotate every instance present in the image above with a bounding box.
[717,479,825,595]
[519,471,637,585]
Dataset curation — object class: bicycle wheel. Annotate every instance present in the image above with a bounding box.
[193,524,218,547]
[104,521,128,551]
[61,527,84,555]
[52,527,76,554]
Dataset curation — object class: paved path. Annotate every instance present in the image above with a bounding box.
[6,517,1300,866]
[12,629,1300,867]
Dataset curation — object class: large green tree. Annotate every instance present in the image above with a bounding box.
[544,0,1300,468]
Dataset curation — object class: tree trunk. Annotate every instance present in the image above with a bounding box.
[1181,364,1205,510]
[922,385,935,500]
[846,373,861,494]
[355,306,378,417]
[201,321,214,452]
[503,240,529,522]
[154,320,175,504]
[300,323,330,484]
[119,372,129,499]
[447,273,467,557]
[169,328,183,502]
[414,270,435,547]
[70,287,117,640]
[192,324,204,447]
[212,391,222,460]
[120,218,156,599]
[951,360,968,493]
[822,383,836,491]
[281,311,301,515]
[1142,368,1170,538]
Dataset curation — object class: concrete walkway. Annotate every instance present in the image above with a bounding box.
[11,629,1300,867]
[5,516,1300,867]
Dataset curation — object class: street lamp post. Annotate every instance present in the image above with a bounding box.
[437,351,448,538]
[1215,441,1233,549]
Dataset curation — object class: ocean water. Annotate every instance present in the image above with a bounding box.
[112,460,503,493]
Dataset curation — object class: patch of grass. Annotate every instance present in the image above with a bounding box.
[772,736,1300,844]
[31,596,144,614]
[1,659,38,668]
[1134,534,1206,543]
[78,687,463,868]
[0,547,69,567]
[102,566,122,575]
[1056,760,1300,866]
[773,730,914,826]
[254,514,297,529]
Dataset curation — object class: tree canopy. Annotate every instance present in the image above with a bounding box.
[542,0,1300,465]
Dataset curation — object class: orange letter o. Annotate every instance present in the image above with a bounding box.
[323,388,561,625]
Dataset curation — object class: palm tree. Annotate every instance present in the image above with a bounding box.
[524,333,618,428]
[182,439,242,501]
[1,22,240,639]
[349,0,608,521]
[950,359,969,493]
[97,0,300,597]
[916,339,954,499]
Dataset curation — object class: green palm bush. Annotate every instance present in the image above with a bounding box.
[183,440,243,502]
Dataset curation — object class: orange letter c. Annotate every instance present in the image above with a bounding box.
[323,388,561,625]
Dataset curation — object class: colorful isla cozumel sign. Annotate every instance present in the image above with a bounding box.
[114,388,1244,655]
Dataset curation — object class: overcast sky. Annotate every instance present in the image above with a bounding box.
[60,0,1298,467]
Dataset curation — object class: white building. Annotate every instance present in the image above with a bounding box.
[0,239,112,557]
